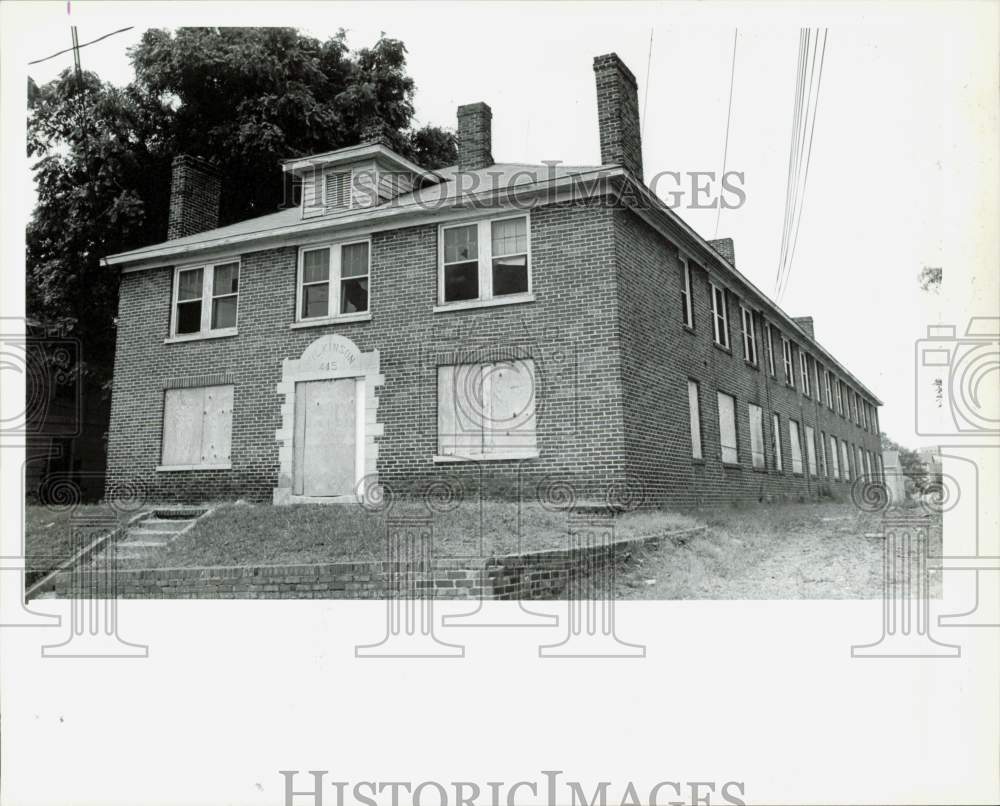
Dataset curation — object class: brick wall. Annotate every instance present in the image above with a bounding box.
[457,102,493,171]
[43,527,706,599]
[166,156,221,240]
[593,54,644,181]
[106,199,628,503]
[612,208,883,507]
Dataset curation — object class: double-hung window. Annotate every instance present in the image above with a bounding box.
[688,380,703,459]
[765,323,776,376]
[819,431,828,477]
[789,419,803,474]
[824,371,834,409]
[439,215,531,306]
[772,413,783,471]
[160,385,234,470]
[805,425,817,476]
[841,441,851,480]
[171,260,240,338]
[740,305,757,365]
[681,257,694,328]
[437,359,537,461]
[829,435,840,478]
[836,379,844,416]
[782,337,794,386]
[857,446,866,479]
[709,283,730,349]
[799,352,811,397]
[717,392,738,464]
[749,403,765,469]
[297,240,371,321]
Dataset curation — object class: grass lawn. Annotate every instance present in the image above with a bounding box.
[610,501,943,599]
[24,504,131,588]
[129,501,701,568]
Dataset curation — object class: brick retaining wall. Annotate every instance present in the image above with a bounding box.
[40,526,705,600]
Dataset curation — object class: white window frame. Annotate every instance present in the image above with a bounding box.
[799,352,811,397]
[830,435,840,479]
[836,378,844,415]
[709,282,730,349]
[295,238,372,326]
[717,391,738,464]
[681,255,694,329]
[749,403,765,469]
[772,413,783,471]
[841,441,851,480]
[765,323,776,376]
[819,430,828,477]
[805,424,817,477]
[824,370,834,409]
[436,214,533,310]
[740,305,757,365]
[688,379,703,460]
[789,419,803,474]
[168,259,241,341]
[782,337,794,386]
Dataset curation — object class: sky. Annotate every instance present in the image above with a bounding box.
[7,1,999,449]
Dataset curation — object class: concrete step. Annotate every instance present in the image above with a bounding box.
[125,529,177,542]
[136,518,194,532]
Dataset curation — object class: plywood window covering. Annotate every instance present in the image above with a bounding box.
[717,392,738,464]
[324,170,351,210]
[709,283,730,349]
[439,215,531,305]
[829,435,841,479]
[749,403,765,469]
[681,257,694,328]
[858,446,866,479]
[172,260,240,338]
[765,323,776,376]
[782,337,794,386]
[437,359,537,460]
[789,419,803,474]
[297,239,370,320]
[740,305,757,365]
[688,379,702,459]
[841,441,851,481]
[819,430,828,477]
[772,413,783,471]
[161,384,233,468]
[805,425,818,476]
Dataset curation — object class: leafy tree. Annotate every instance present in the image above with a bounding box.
[27,27,457,394]
[879,433,928,495]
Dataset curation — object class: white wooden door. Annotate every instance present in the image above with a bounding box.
[293,379,357,497]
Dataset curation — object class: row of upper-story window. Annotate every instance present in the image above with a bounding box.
[687,379,882,483]
[679,254,879,435]
[166,213,533,343]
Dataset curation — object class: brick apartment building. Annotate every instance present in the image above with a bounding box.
[102,53,884,508]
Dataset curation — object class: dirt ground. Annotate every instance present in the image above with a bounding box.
[611,501,943,599]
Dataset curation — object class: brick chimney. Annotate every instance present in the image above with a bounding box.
[457,102,493,171]
[593,53,643,181]
[361,118,393,149]
[708,237,736,266]
[793,316,815,339]
[167,155,221,240]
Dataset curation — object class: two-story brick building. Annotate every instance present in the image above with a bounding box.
[102,53,884,508]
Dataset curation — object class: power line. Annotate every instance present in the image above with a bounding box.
[28,26,134,66]
[641,28,654,138]
[714,29,739,238]
[774,28,828,302]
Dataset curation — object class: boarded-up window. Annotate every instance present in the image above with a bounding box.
[819,431,828,477]
[688,380,702,459]
[438,360,536,459]
[324,170,351,209]
[717,392,737,464]
[789,419,803,474]
[857,446,866,479]
[830,435,840,479]
[161,385,234,467]
[749,403,765,469]
[805,425,817,476]
[841,441,851,480]
[772,413,783,471]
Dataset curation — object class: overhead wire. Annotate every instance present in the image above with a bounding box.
[714,28,739,238]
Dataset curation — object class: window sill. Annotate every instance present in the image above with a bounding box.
[433,293,535,314]
[291,312,372,329]
[721,461,741,469]
[682,324,697,335]
[156,464,232,472]
[164,329,237,344]
[752,465,768,473]
[433,451,539,463]
[744,359,759,371]
[691,457,705,465]
[712,341,732,355]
